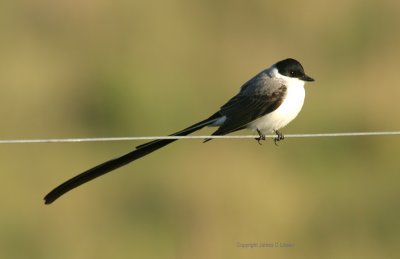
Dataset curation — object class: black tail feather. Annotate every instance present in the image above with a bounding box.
[44,114,220,204]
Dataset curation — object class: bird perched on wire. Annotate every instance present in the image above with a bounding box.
[44,58,315,204]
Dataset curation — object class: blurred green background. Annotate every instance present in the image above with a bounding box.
[1,0,400,258]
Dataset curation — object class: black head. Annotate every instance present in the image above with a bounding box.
[275,58,314,82]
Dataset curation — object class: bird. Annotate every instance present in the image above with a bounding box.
[44,58,314,204]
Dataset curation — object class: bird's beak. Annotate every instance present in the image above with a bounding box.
[301,75,315,82]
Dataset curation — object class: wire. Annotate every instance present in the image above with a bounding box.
[0,131,399,144]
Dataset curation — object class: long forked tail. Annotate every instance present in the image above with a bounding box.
[44,114,221,204]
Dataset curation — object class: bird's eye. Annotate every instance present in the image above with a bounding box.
[290,71,295,76]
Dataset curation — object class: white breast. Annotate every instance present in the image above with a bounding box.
[248,78,305,134]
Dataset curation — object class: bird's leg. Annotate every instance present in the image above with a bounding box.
[255,128,266,145]
[274,130,284,146]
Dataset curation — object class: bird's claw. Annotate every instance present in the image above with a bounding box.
[255,129,266,145]
[274,130,284,146]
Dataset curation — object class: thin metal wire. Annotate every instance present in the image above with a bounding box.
[0,131,399,144]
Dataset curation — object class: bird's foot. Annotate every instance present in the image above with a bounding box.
[255,129,266,145]
[274,130,284,146]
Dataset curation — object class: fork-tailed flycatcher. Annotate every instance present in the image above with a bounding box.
[44,58,314,204]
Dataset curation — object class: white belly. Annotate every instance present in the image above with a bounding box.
[248,82,305,133]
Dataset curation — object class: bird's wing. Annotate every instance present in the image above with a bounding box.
[211,84,286,136]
